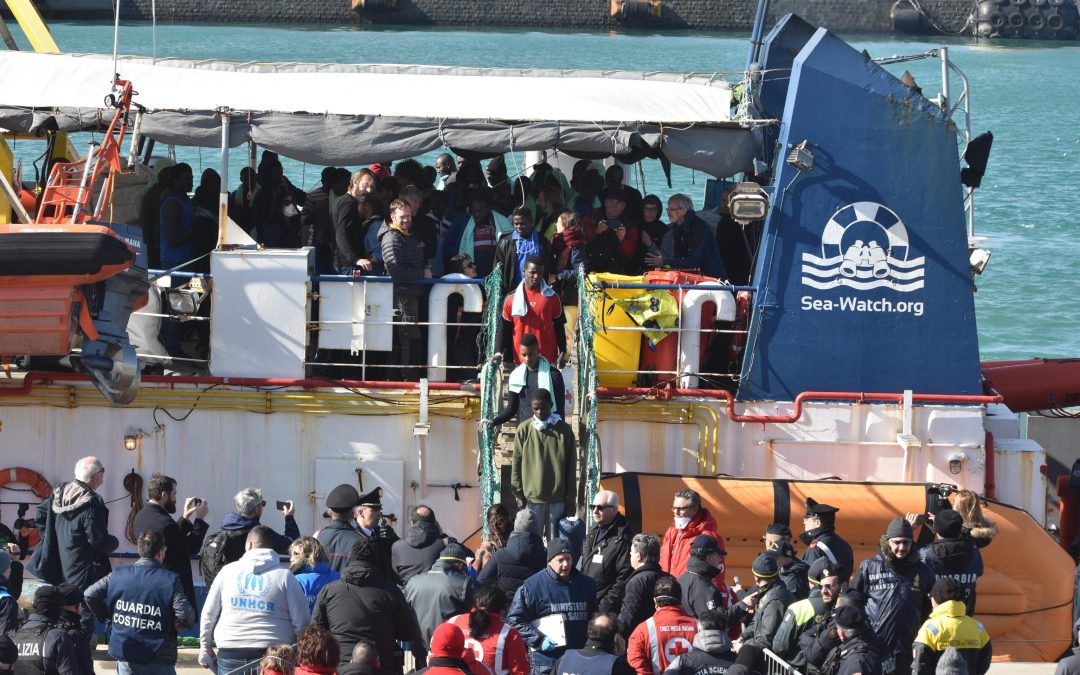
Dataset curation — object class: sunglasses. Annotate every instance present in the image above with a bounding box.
[590,504,614,511]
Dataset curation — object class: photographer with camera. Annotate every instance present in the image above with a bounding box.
[132,473,210,606]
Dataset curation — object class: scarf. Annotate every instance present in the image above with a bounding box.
[510,278,556,317]
[388,218,412,237]
[531,412,562,431]
[458,211,512,260]
[508,357,554,395]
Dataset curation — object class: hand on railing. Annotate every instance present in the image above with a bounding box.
[477,419,494,430]
[490,353,503,364]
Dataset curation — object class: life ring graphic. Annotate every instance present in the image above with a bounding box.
[0,467,53,500]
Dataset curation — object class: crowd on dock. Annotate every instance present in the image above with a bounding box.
[0,456,1052,675]
[139,152,758,378]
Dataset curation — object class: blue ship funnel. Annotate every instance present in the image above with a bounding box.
[737,25,981,401]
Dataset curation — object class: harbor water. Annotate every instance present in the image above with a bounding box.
[9,22,1079,361]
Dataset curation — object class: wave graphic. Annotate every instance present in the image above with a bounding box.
[800,265,925,281]
[802,253,925,269]
[801,277,925,291]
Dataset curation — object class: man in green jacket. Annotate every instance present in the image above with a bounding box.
[512,389,577,541]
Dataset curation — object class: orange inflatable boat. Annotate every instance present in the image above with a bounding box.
[601,473,1073,662]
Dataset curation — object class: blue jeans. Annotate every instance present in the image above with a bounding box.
[215,648,267,675]
[117,662,176,675]
[526,502,566,542]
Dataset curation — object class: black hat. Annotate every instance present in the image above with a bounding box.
[348,537,377,563]
[766,540,796,558]
[326,484,361,510]
[357,487,383,508]
[547,538,573,562]
[765,523,792,537]
[751,552,779,579]
[805,497,839,519]
[32,585,65,617]
[56,583,83,607]
[834,605,867,630]
[885,517,914,540]
[692,534,726,556]
[439,540,473,565]
[807,557,834,585]
[932,509,964,539]
[837,588,866,608]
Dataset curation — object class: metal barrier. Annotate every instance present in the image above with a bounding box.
[762,648,804,675]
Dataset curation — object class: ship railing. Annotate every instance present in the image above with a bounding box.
[582,278,755,389]
[761,648,804,675]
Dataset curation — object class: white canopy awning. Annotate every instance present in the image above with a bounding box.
[0,51,758,175]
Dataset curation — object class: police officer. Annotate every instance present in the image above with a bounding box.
[827,605,880,675]
[852,517,933,675]
[54,584,93,675]
[353,488,399,584]
[772,558,841,669]
[84,530,195,674]
[769,540,810,600]
[317,484,364,574]
[800,498,854,581]
[11,586,77,675]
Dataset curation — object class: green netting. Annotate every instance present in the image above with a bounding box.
[576,266,601,505]
[478,265,504,535]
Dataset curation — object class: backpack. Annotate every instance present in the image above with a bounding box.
[199,529,250,585]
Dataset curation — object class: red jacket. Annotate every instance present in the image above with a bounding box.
[659,508,725,580]
[627,605,699,675]
[295,665,336,675]
[449,612,530,675]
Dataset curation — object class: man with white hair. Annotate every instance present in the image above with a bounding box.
[28,456,120,631]
[578,490,635,614]
[198,487,298,583]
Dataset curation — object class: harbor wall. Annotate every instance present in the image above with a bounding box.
[61,0,974,35]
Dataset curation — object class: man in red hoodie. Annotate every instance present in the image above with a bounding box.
[627,577,698,675]
[660,489,724,579]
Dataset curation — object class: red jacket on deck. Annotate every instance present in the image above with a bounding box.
[448,612,530,675]
[627,605,699,675]
[659,508,725,580]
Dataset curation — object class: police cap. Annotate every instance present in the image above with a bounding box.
[804,497,839,519]
[357,487,383,508]
[325,484,361,510]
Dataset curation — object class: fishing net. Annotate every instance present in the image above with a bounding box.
[576,266,601,505]
[478,265,503,535]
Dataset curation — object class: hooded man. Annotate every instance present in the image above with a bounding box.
[392,505,448,585]
[477,509,546,599]
[404,540,477,651]
[11,585,78,675]
[771,557,842,668]
[660,489,725,579]
[507,538,598,675]
[29,456,120,632]
[852,517,934,675]
[918,509,983,616]
[199,526,310,675]
[800,498,854,582]
[579,490,635,614]
[662,609,737,675]
[311,538,421,674]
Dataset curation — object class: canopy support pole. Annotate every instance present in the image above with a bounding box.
[217,107,230,248]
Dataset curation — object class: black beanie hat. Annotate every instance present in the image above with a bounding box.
[32,585,65,618]
[752,552,779,579]
[348,537,377,563]
[834,604,867,630]
[56,583,84,607]
[933,509,965,539]
[547,538,573,562]
[885,517,914,539]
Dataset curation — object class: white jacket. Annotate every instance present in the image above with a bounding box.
[199,548,310,654]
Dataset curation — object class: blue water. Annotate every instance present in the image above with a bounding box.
[10,22,1080,360]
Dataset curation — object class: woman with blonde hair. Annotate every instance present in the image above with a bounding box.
[951,489,998,549]
[290,536,341,611]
